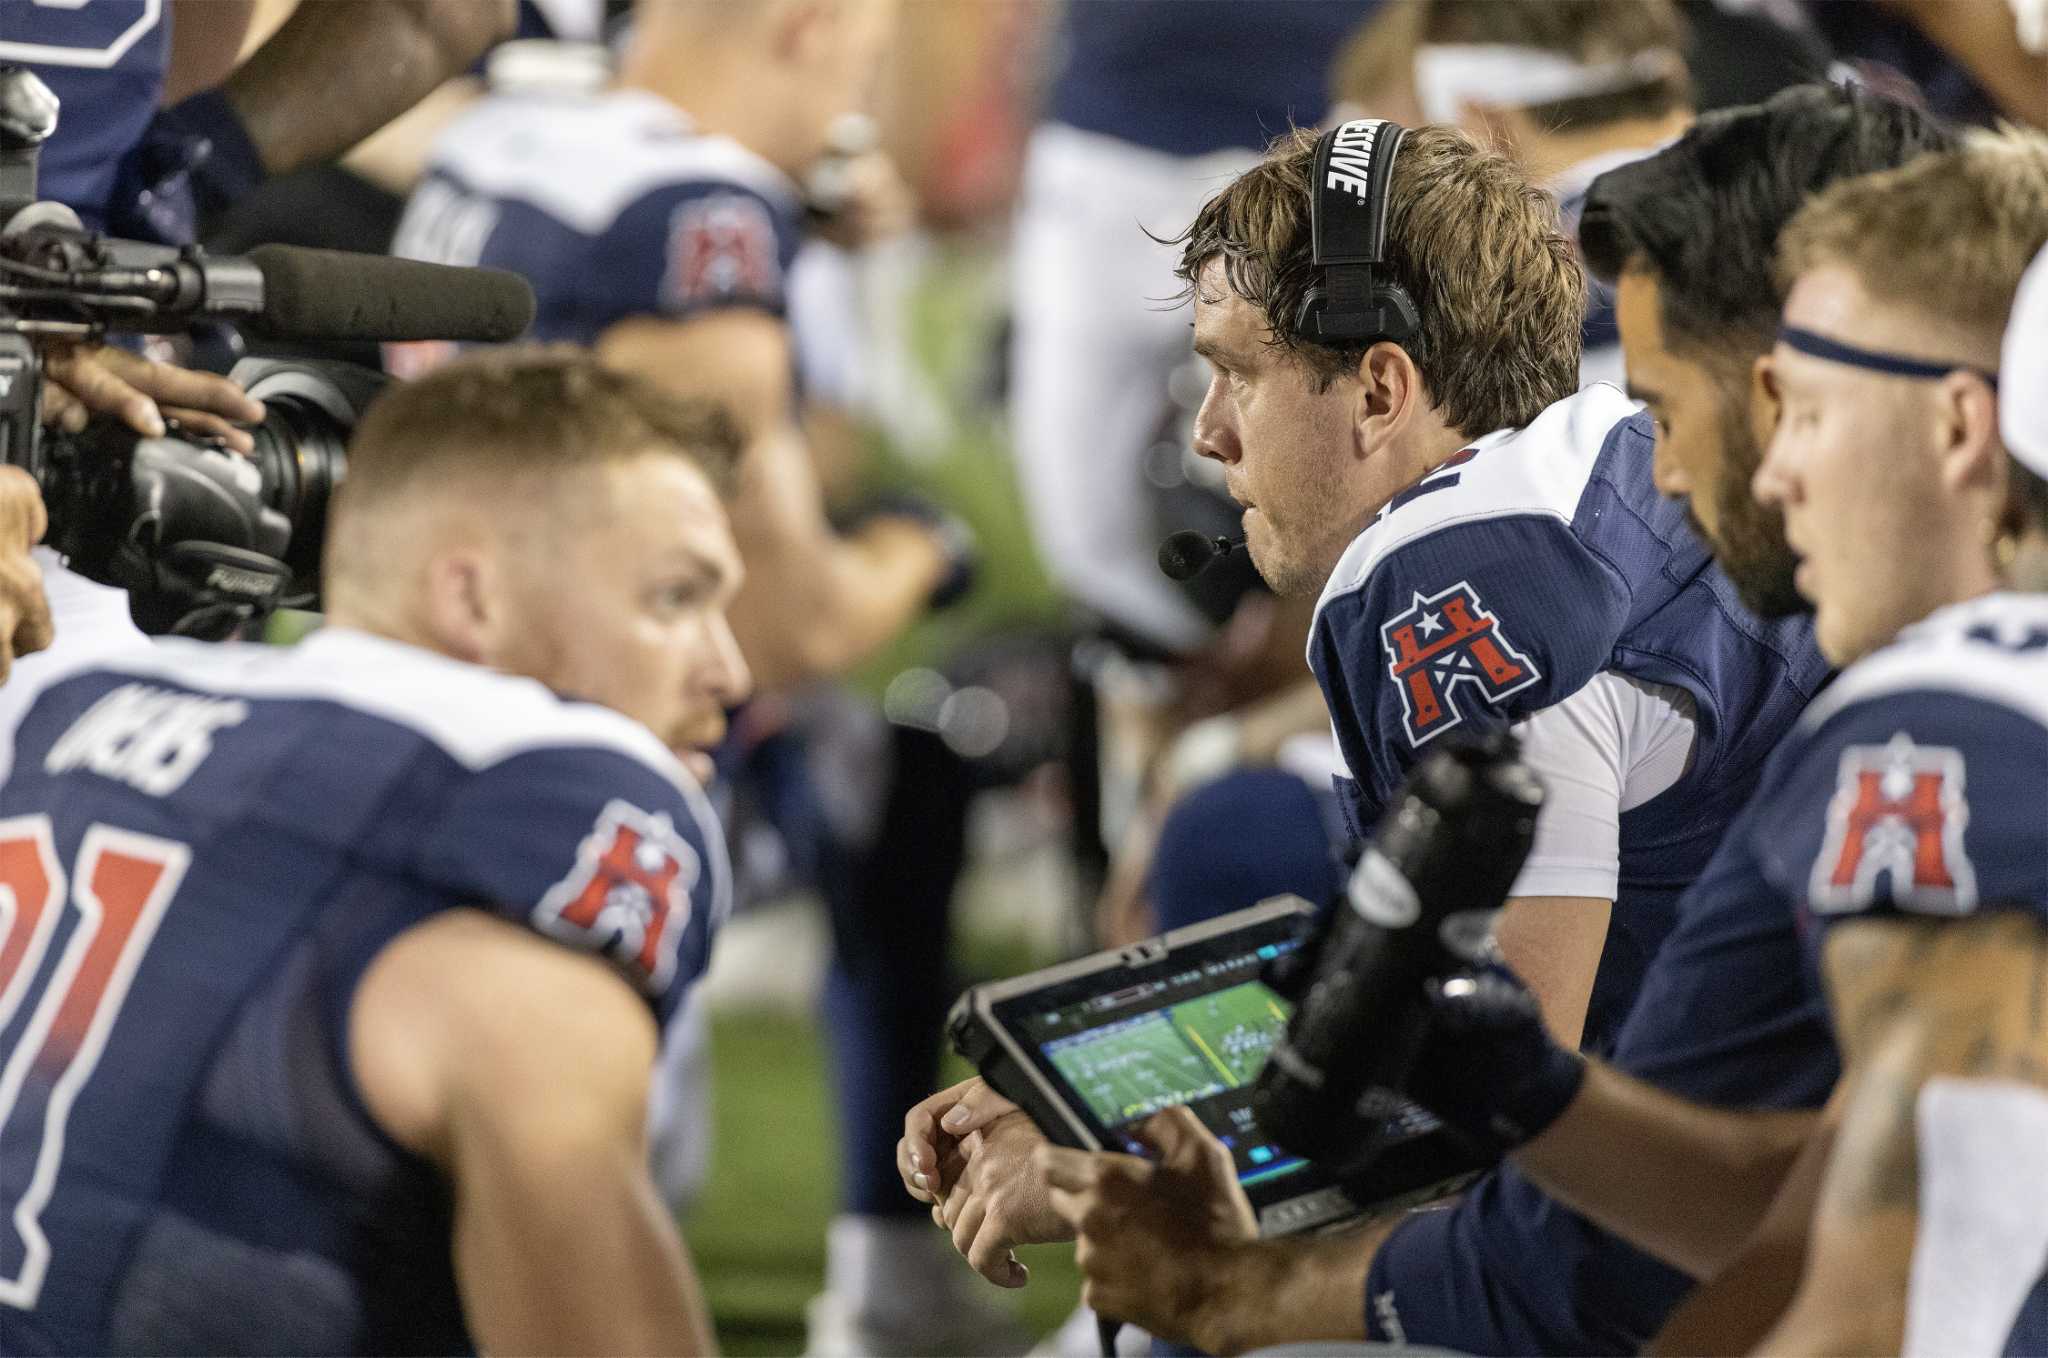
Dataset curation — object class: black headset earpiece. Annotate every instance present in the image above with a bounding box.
[1292,118,1420,347]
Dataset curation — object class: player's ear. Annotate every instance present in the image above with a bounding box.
[1749,352,1782,454]
[1933,370,2005,500]
[1353,340,1423,456]
[772,0,835,63]
[420,548,501,666]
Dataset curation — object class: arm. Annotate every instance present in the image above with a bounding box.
[1512,1062,1821,1281]
[599,311,947,688]
[1494,894,1610,1048]
[1879,0,2048,126]
[165,0,258,104]
[1648,1090,1840,1355]
[351,909,716,1356]
[222,0,516,176]
[1760,912,2048,1354]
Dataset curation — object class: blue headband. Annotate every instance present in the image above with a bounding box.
[1778,326,1999,392]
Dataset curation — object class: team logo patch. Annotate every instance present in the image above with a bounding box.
[1380,582,1542,746]
[663,193,779,307]
[535,800,700,993]
[1809,733,1977,916]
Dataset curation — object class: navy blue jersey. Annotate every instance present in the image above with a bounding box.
[1365,784,1842,1354]
[390,88,807,353]
[1745,595,2048,974]
[1,0,170,232]
[1309,385,1830,1052]
[1045,0,1380,156]
[1748,592,2048,1356]
[0,629,728,1355]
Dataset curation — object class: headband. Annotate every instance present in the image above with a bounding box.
[1412,44,1683,125]
[1778,326,1999,392]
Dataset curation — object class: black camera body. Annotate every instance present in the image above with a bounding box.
[1,65,382,637]
[1251,731,1544,1182]
[36,357,377,635]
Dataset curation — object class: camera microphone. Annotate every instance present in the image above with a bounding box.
[42,241,538,343]
[240,246,536,343]
[1156,530,1244,581]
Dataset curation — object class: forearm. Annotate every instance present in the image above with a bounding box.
[729,515,942,687]
[224,0,514,175]
[1193,1222,1393,1356]
[1514,1062,1815,1279]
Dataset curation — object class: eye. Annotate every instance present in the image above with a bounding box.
[655,582,708,612]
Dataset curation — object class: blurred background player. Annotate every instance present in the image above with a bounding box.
[1334,0,1695,387]
[1009,0,1377,656]
[0,349,748,1354]
[388,4,1005,1352]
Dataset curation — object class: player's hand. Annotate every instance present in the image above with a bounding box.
[899,1078,1065,1287]
[1406,964,1587,1156]
[0,468,55,683]
[1038,1106,1259,1347]
[809,150,915,249]
[39,342,265,454]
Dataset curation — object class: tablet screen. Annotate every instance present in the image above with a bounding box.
[1003,934,1316,1194]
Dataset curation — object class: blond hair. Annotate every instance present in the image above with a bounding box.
[1174,124,1584,436]
[1776,128,2048,344]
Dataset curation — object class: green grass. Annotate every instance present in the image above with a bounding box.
[690,1005,1086,1357]
[690,898,1095,1356]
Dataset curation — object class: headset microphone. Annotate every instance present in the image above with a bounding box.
[1157,530,1244,581]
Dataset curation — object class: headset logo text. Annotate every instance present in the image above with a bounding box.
[1381,581,1541,746]
[1325,120,1383,201]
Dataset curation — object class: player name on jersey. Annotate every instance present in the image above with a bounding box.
[45,684,249,797]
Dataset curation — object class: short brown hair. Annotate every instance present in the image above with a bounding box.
[343,346,743,513]
[1775,129,2048,345]
[1174,124,1584,436]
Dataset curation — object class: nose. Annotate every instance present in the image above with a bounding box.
[1191,372,1242,467]
[703,611,753,708]
[1752,423,1798,512]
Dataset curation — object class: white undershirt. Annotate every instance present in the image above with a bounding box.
[1505,670,1698,901]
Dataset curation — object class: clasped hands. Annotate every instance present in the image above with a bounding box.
[897,1077,1259,1348]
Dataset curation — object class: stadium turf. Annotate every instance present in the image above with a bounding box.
[693,1010,1086,1356]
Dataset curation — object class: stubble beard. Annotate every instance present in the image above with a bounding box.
[1700,402,1807,620]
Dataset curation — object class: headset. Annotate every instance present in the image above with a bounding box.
[1292,118,1421,346]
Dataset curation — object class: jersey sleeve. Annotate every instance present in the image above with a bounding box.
[1506,672,1700,900]
[1750,688,2048,936]
[415,740,731,1026]
[592,179,806,324]
[1308,512,1633,840]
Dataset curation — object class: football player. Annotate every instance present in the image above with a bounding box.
[1680,132,2048,1354]
[388,5,999,1348]
[0,348,748,1354]
[905,85,1958,1356]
